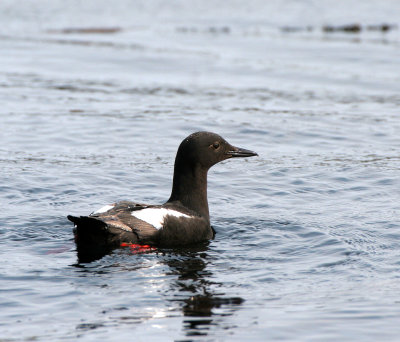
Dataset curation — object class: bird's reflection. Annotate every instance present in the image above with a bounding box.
[76,245,113,264]
[160,244,244,337]
[74,243,244,337]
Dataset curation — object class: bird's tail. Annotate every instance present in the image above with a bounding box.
[68,215,118,262]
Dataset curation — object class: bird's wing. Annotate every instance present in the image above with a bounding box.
[86,201,160,243]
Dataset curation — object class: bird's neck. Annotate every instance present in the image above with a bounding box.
[167,163,209,220]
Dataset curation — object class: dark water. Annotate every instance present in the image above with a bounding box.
[1,1,400,340]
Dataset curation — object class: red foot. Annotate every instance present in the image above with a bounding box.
[120,243,157,253]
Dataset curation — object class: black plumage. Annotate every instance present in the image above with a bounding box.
[68,131,257,261]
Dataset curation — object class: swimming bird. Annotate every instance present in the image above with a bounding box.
[68,131,257,259]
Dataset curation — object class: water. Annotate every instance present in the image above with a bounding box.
[1,0,400,340]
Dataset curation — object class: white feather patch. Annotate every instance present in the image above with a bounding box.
[131,208,191,230]
[92,204,114,214]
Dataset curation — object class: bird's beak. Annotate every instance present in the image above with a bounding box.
[225,146,258,158]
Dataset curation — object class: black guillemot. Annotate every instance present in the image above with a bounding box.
[68,131,257,260]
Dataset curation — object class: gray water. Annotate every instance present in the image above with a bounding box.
[1,1,400,341]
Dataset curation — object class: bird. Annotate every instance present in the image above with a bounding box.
[68,131,257,261]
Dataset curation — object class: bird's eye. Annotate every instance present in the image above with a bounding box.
[212,142,220,149]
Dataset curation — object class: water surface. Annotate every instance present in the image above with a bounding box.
[1,1,400,341]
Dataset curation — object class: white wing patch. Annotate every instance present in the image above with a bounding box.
[131,208,191,230]
[92,204,115,214]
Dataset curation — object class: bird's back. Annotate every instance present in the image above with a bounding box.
[68,200,213,261]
